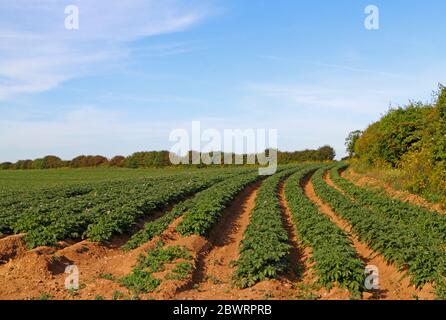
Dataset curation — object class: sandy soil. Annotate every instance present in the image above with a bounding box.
[301,172,435,300]
[174,180,326,300]
[0,210,202,300]
[278,180,350,300]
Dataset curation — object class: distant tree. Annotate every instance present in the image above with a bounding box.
[32,158,44,169]
[42,156,64,169]
[317,145,336,161]
[70,155,87,168]
[15,160,33,170]
[124,151,170,168]
[89,155,109,167]
[431,85,446,163]
[109,155,126,167]
[70,155,108,168]
[0,162,13,170]
[345,130,363,158]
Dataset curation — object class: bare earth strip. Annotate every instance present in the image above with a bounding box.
[174,181,262,299]
[278,181,307,282]
[342,168,446,214]
[302,172,435,300]
[278,180,350,300]
[175,179,327,300]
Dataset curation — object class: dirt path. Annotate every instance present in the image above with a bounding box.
[323,171,344,194]
[175,181,262,299]
[278,180,350,300]
[342,168,446,214]
[302,171,435,300]
[278,181,307,281]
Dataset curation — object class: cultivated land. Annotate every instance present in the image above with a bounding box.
[0,164,445,300]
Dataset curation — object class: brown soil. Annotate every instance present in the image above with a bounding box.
[1,181,312,300]
[174,181,262,299]
[0,192,215,300]
[3,173,436,300]
[302,171,435,300]
[323,171,344,194]
[278,180,350,300]
[0,209,201,300]
[0,234,27,264]
[343,168,446,214]
[173,178,349,300]
[278,181,307,281]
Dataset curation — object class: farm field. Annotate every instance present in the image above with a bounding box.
[0,167,243,191]
[1,163,445,300]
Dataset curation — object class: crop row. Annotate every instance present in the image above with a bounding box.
[123,170,265,250]
[311,166,446,296]
[331,164,446,244]
[175,170,267,237]
[284,166,365,297]
[0,170,246,247]
[232,167,304,288]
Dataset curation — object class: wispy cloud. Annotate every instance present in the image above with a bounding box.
[256,54,410,79]
[0,0,213,100]
[243,82,392,115]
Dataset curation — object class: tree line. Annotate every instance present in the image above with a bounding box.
[0,146,336,170]
[345,84,446,202]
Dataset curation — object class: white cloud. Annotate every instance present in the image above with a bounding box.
[0,0,212,100]
[0,106,186,161]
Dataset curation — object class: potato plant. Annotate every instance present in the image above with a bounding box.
[176,171,264,236]
[124,170,261,250]
[331,164,446,244]
[232,167,302,288]
[284,165,364,297]
[311,167,446,297]
[0,170,242,247]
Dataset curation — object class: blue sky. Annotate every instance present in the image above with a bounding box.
[1,0,445,162]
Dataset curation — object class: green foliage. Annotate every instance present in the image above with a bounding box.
[109,156,126,167]
[38,292,52,300]
[111,290,126,300]
[284,165,365,296]
[123,170,252,250]
[166,262,194,281]
[119,242,192,294]
[137,243,191,273]
[312,165,446,296]
[0,169,240,247]
[232,167,302,288]
[351,85,446,202]
[278,146,336,163]
[1,147,337,171]
[176,172,263,236]
[0,162,13,170]
[119,270,161,295]
[345,130,363,158]
[124,151,170,168]
[70,155,109,168]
